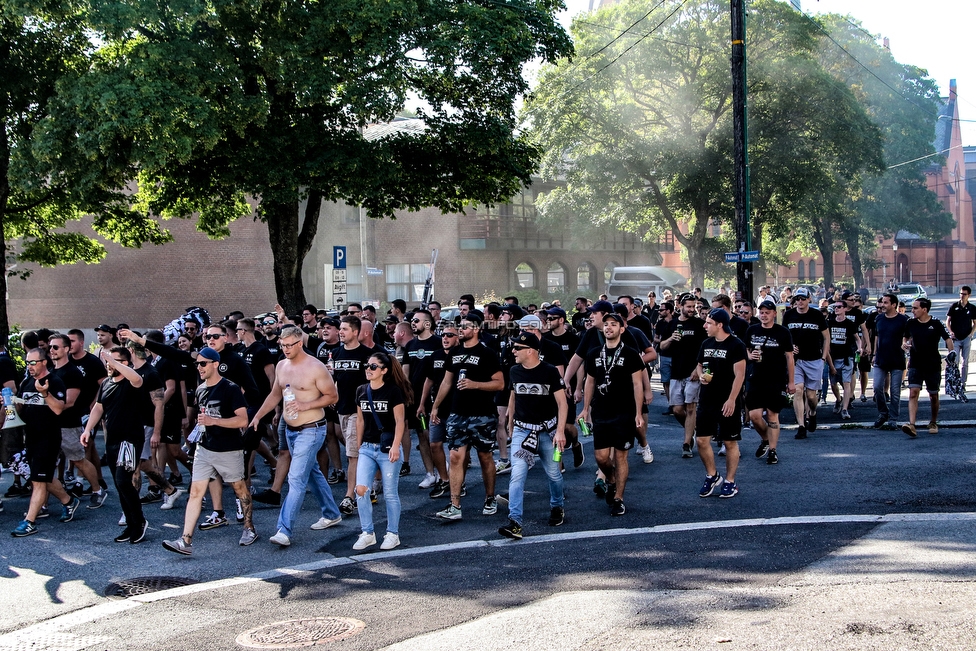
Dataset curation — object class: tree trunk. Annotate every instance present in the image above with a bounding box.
[264,190,323,314]
[810,214,834,288]
[846,232,865,290]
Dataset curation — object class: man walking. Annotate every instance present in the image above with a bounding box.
[946,285,976,388]
[781,287,829,439]
[744,300,794,465]
[902,298,952,436]
[660,295,707,457]
[872,293,910,428]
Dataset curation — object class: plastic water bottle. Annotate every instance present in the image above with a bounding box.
[283,384,297,419]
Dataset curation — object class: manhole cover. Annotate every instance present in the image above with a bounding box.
[236,617,366,648]
[104,576,199,599]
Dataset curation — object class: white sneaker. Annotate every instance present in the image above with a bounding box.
[641,447,654,464]
[310,516,342,530]
[418,472,438,489]
[353,531,376,550]
[118,514,127,527]
[160,488,185,511]
[634,444,645,455]
[380,532,400,550]
[269,530,291,546]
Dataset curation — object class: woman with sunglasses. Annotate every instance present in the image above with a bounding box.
[353,352,413,550]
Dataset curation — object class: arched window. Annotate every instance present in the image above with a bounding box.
[577,262,594,292]
[515,262,535,289]
[797,259,806,282]
[547,262,566,294]
[809,259,817,281]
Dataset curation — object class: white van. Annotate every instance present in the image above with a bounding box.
[606,266,688,300]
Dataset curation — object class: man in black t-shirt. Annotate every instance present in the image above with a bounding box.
[745,300,794,465]
[827,302,860,419]
[498,332,569,540]
[660,295,707,457]
[67,328,109,494]
[872,293,910,428]
[902,298,952,437]
[696,309,747,499]
[654,302,677,413]
[583,314,644,516]
[418,323,457,498]
[8,348,79,538]
[332,316,375,514]
[431,314,504,521]
[81,347,150,543]
[163,346,253,555]
[781,287,829,439]
[946,285,976,386]
[401,310,442,488]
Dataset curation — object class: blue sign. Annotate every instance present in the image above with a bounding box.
[724,252,740,263]
[741,251,760,262]
[333,246,347,269]
[366,268,383,276]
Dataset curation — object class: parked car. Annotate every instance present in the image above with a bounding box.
[895,283,927,304]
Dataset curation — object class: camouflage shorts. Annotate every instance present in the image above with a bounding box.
[446,414,498,453]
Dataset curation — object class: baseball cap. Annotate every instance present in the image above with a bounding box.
[517,314,544,329]
[194,347,221,363]
[758,300,778,311]
[840,290,853,300]
[587,300,614,314]
[794,287,811,299]
[511,331,541,350]
[501,304,526,320]
[94,324,115,333]
[707,308,732,334]
[547,307,567,319]
[384,315,399,324]
[603,313,626,326]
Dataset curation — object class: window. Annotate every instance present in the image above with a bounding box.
[577,262,594,292]
[385,263,430,302]
[809,259,817,281]
[797,260,805,282]
[345,265,364,303]
[547,262,566,294]
[340,204,360,225]
[516,262,535,289]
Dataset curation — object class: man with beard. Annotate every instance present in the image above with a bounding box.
[745,300,794,466]
[419,322,458,499]
[401,310,442,488]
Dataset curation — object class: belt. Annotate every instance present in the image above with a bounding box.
[286,418,327,431]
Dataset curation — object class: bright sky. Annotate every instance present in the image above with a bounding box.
[558,0,976,143]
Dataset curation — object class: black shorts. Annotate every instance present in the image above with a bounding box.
[592,418,635,451]
[494,389,511,408]
[746,385,786,413]
[857,355,872,373]
[26,436,60,483]
[907,367,941,392]
[695,405,742,442]
[407,411,422,430]
[324,406,340,425]
[160,416,183,445]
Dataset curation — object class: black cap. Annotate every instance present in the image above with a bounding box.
[95,324,115,333]
[511,331,541,350]
[603,313,626,326]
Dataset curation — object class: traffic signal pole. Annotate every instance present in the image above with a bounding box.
[731,0,753,301]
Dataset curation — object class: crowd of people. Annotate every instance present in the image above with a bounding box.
[1,283,973,548]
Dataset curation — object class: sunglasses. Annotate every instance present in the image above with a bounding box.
[205,333,224,340]
[441,332,458,338]
[195,361,212,368]
[366,363,385,371]
[49,345,63,350]
[512,345,531,352]
[262,321,277,326]
[26,360,44,366]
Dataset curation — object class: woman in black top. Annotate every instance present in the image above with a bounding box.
[353,352,413,551]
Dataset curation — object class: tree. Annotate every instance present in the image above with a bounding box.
[526,0,881,289]
[1,1,169,341]
[32,0,573,312]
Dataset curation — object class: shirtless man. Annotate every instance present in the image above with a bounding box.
[249,325,344,547]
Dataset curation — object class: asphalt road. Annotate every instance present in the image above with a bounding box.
[1,293,973,650]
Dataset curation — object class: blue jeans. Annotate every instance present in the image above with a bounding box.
[953,337,972,384]
[355,443,403,535]
[276,425,341,537]
[872,366,903,420]
[508,426,564,526]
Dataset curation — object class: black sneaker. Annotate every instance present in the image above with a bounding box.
[336,469,346,483]
[114,528,132,543]
[767,449,778,465]
[593,478,607,498]
[548,507,565,527]
[399,462,411,477]
[252,488,281,506]
[428,480,449,499]
[571,441,585,468]
[130,519,149,544]
[681,443,693,458]
[459,482,467,498]
[794,426,807,440]
[807,413,817,432]
[498,520,523,540]
[140,489,163,505]
[339,497,355,515]
[4,484,30,498]
[198,511,229,530]
[755,440,769,458]
[167,473,184,486]
[605,483,616,506]
[874,414,888,428]
[327,469,340,485]
[610,499,625,516]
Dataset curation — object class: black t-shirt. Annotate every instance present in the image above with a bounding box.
[947,301,976,339]
[730,315,750,340]
[509,362,564,430]
[423,348,453,409]
[537,337,567,368]
[575,326,643,358]
[151,355,185,422]
[846,307,866,329]
[401,336,442,399]
[69,352,108,413]
[642,304,660,327]
[332,344,374,415]
[356,382,405,444]
[544,329,580,361]
[667,317,707,379]
[51,364,85,428]
[195,378,248,452]
[264,336,282,361]
[906,318,950,372]
[782,308,828,361]
[97,378,145,446]
[655,319,676,357]
[828,318,859,361]
[135,363,164,428]
[584,343,644,423]
[242,341,276,399]
[571,311,589,333]
[697,336,747,408]
[216,350,262,409]
[18,373,67,441]
[305,335,339,365]
[874,312,910,371]
[627,314,653,340]
[744,323,792,389]
[0,352,18,387]
[446,342,502,417]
